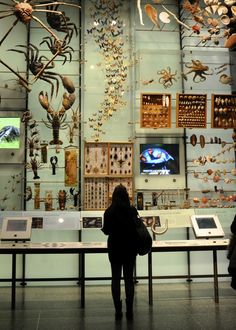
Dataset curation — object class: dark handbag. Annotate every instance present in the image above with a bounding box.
[134,215,152,256]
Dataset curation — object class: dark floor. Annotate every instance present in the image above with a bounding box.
[0,281,236,330]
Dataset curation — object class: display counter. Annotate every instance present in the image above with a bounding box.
[0,238,229,309]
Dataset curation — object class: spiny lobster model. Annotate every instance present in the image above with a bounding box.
[38,89,76,145]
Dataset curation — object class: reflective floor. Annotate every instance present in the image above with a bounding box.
[0,281,236,330]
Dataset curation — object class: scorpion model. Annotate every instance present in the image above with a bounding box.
[39,91,75,145]
[0,0,80,46]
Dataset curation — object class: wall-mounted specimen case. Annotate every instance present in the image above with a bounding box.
[140,93,171,128]
[211,94,236,129]
[84,142,133,210]
[176,94,207,128]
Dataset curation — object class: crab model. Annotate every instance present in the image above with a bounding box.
[0,0,80,46]
[8,43,62,97]
[40,34,74,65]
[185,60,214,83]
[157,66,178,88]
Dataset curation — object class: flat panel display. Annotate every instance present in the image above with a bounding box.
[140,143,179,175]
[191,215,224,238]
[1,217,32,241]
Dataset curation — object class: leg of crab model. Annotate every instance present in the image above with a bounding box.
[0,18,19,46]
[0,59,31,91]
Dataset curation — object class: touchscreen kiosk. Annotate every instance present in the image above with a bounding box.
[1,217,32,241]
[191,214,224,238]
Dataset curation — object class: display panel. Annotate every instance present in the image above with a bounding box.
[82,216,103,229]
[0,118,20,149]
[140,143,180,175]
[191,215,224,238]
[1,217,32,241]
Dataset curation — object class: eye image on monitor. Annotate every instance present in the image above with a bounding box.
[140,143,179,175]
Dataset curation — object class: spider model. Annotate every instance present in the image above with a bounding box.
[0,0,80,46]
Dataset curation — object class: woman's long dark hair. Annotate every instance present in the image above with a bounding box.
[111,184,131,210]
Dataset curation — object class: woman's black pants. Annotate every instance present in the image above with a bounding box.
[110,257,136,307]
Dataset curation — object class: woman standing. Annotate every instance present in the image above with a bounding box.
[102,184,138,321]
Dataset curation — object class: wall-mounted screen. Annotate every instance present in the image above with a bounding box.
[0,117,21,149]
[140,143,180,175]
[1,217,32,241]
[191,214,225,238]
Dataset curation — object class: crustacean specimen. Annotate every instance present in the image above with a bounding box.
[46,3,78,42]
[39,91,75,145]
[0,0,80,46]
[157,66,178,88]
[58,189,67,210]
[8,43,75,97]
[40,34,74,65]
[27,156,41,179]
[185,60,214,83]
[27,132,40,157]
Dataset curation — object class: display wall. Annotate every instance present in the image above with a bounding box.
[0,0,235,286]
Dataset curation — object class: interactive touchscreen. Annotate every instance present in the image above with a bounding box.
[1,217,32,241]
[6,219,28,231]
[191,215,224,238]
[196,218,217,229]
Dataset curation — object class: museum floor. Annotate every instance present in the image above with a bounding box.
[0,281,236,330]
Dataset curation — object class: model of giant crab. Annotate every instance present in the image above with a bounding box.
[0,0,80,46]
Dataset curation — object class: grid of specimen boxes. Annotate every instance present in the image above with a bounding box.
[141,93,236,129]
[84,142,133,210]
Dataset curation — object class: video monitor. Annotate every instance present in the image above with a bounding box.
[0,117,21,149]
[191,215,224,238]
[140,143,179,175]
[1,217,32,241]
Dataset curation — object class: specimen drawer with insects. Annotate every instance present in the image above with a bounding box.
[176,93,207,128]
[108,177,133,202]
[211,94,236,129]
[109,143,133,176]
[83,142,133,209]
[140,93,171,128]
[84,177,109,210]
[84,142,109,176]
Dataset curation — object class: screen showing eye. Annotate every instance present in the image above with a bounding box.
[196,218,217,229]
[6,220,27,232]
